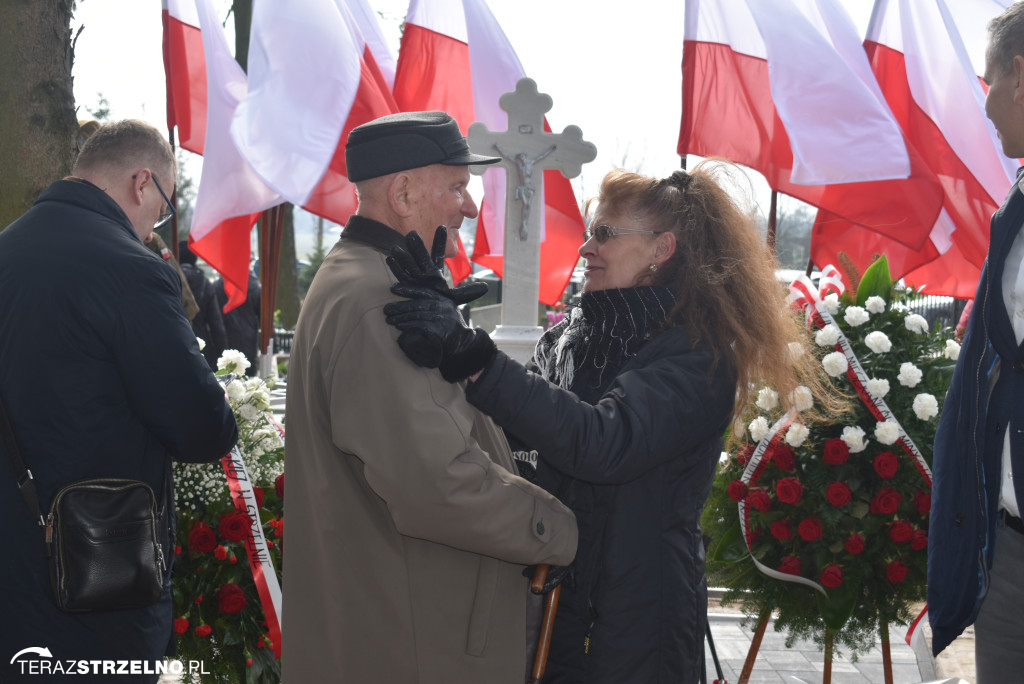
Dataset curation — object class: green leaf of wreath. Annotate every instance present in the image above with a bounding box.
[816,576,860,633]
[856,255,893,306]
[711,523,748,564]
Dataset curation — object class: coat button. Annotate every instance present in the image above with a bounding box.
[955,514,965,527]
[536,521,545,535]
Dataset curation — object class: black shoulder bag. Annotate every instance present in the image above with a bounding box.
[0,393,167,612]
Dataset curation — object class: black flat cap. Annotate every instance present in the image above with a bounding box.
[345,111,501,182]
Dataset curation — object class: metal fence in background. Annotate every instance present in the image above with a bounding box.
[273,329,294,355]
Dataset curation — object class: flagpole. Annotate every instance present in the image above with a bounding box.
[767,190,777,252]
[167,126,180,261]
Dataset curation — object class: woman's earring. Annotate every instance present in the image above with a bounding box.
[648,263,658,273]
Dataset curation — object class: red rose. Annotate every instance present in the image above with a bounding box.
[770,520,793,541]
[873,451,899,479]
[772,445,796,472]
[914,489,931,516]
[214,545,228,561]
[173,617,189,635]
[797,517,823,542]
[820,563,843,588]
[216,582,248,615]
[825,482,852,507]
[188,521,217,554]
[727,480,748,502]
[889,521,914,543]
[871,487,903,515]
[253,486,265,510]
[845,533,865,555]
[218,511,252,543]
[174,545,182,556]
[823,438,849,465]
[778,555,802,576]
[911,529,929,551]
[776,477,804,505]
[195,624,213,637]
[275,472,285,499]
[736,443,755,466]
[746,488,772,513]
[886,560,909,583]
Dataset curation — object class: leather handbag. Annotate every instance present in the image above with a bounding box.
[0,393,167,612]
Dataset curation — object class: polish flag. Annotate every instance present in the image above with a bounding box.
[393,0,587,305]
[162,0,206,155]
[232,0,398,229]
[679,0,943,252]
[189,0,282,312]
[812,0,1013,297]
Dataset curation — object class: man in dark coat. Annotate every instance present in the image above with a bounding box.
[0,120,238,683]
[215,272,261,376]
[179,241,228,370]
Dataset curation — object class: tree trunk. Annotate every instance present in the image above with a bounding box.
[276,205,300,329]
[0,0,78,230]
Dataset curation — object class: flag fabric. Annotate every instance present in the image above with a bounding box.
[393,0,587,305]
[812,0,1013,298]
[344,0,398,90]
[232,0,398,229]
[162,0,206,155]
[679,0,943,252]
[189,0,282,313]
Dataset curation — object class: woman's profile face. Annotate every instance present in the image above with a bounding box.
[578,211,663,292]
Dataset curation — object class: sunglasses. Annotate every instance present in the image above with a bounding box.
[583,224,664,243]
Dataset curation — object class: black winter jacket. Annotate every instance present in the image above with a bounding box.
[467,324,736,684]
[0,180,237,683]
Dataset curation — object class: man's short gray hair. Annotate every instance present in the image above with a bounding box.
[73,119,175,180]
[989,2,1024,77]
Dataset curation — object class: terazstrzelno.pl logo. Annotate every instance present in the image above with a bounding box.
[10,647,209,677]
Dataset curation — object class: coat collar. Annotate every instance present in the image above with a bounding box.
[36,178,140,244]
[341,215,409,255]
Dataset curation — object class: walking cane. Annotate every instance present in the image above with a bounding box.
[528,564,561,684]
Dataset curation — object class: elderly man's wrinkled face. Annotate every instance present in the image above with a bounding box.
[406,165,478,259]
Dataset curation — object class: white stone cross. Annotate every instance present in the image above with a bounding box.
[467,78,596,361]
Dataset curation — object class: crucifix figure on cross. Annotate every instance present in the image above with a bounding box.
[467,78,597,362]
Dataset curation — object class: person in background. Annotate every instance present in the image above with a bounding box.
[282,111,577,684]
[216,270,261,376]
[383,164,819,684]
[179,241,227,370]
[0,119,237,683]
[929,4,1024,680]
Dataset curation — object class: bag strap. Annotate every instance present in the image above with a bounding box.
[0,393,45,527]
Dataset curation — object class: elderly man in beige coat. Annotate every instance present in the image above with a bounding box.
[283,111,578,683]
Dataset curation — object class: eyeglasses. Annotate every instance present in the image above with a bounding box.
[583,224,664,243]
[151,174,177,229]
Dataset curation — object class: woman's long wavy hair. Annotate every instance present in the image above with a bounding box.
[584,163,828,423]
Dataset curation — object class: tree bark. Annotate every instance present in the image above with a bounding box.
[0,0,78,230]
[276,205,300,329]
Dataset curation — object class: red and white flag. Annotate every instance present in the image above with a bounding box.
[813,0,1013,297]
[679,0,943,252]
[189,0,281,313]
[393,0,587,305]
[162,0,206,155]
[232,0,398,228]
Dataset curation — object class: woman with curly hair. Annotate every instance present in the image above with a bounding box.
[383,163,817,683]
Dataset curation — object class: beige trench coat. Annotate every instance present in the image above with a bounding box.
[282,218,578,684]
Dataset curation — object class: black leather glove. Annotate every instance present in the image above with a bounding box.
[523,564,573,594]
[386,228,488,306]
[383,286,497,382]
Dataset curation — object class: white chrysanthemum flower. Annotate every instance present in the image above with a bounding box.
[815,324,841,347]
[944,339,961,361]
[756,387,779,411]
[844,306,870,327]
[841,425,868,453]
[239,403,260,421]
[913,393,939,420]
[749,416,770,443]
[226,379,246,403]
[196,337,206,351]
[788,341,805,359]
[821,293,840,315]
[875,420,900,445]
[898,362,923,387]
[864,331,892,354]
[218,349,251,375]
[905,313,929,334]
[790,386,814,412]
[865,377,890,398]
[822,351,849,377]
[786,422,810,447]
[865,296,886,314]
